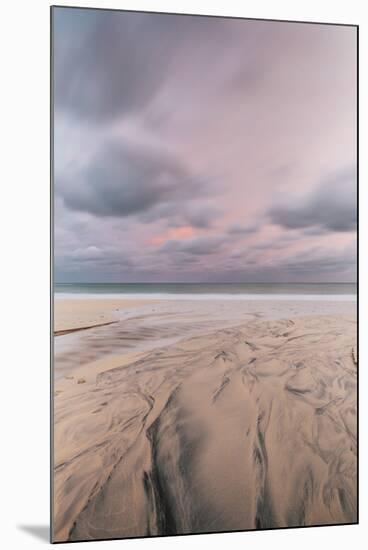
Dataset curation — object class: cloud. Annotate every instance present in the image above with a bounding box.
[139,202,220,229]
[160,235,227,256]
[228,222,260,235]
[54,10,181,122]
[252,233,300,251]
[181,205,220,229]
[57,243,138,272]
[269,166,357,233]
[209,241,357,282]
[59,141,206,218]
[276,242,357,276]
[53,10,357,283]
[70,245,104,261]
[54,8,282,126]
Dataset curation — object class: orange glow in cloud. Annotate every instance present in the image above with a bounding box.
[149,226,195,246]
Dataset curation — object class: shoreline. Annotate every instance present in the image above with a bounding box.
[55,292,357,302]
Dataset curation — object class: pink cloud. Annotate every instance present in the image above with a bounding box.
[149,225,195,246]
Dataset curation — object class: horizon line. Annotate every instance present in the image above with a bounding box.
[54,281,357,285]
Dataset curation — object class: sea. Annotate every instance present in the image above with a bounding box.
[54,282,357,301]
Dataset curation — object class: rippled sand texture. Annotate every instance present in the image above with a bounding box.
[53,314,357,541]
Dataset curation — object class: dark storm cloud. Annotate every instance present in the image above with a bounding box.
[54,10,180,122]
[54,8,249,123]
[269,166,357,233]
[59,142,206,218]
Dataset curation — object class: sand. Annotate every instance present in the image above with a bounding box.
[52,299,357,542]
[54,298,157,334]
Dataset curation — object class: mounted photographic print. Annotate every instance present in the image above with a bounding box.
[51,6,358,543]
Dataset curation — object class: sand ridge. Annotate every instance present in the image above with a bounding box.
[53,313,357,541]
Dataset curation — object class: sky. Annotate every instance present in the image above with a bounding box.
[53,8,357,283]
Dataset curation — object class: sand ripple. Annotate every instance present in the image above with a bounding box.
[53,314,357,541]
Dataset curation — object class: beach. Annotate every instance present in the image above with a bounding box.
[52,295,357,541]
[54,298,157,334]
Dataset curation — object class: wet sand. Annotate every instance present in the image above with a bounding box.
[52,299,357,542]
[54,298,158,333]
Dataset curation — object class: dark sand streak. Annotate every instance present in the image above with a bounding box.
[54,320,119,336]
